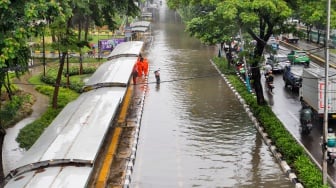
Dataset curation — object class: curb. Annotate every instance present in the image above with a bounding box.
[123,77,148,188]
[210,59,304,188]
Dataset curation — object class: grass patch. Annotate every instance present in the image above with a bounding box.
[16,65,96,150]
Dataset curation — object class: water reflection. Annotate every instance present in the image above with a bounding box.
[131,1,293,187]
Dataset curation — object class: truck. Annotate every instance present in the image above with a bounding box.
[300,68,336,119]
[281,33,299,44]
[283,65,303,91]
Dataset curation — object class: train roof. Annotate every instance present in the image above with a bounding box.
[130,21,151,28]
[106,41,143,60]
[5,166,92,188]
[84,56,137,90]
[132,27,149,33]
[8,87,126,177]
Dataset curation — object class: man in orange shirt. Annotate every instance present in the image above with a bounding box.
[136,57,143,77]
[142,57,149,76]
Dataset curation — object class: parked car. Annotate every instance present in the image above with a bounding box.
[265,54,291,73]
[283,65,303,91]
[287,50,310,66]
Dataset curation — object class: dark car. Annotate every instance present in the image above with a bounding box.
[283,65,303,90]
[265,54,290,73]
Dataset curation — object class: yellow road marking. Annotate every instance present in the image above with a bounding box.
[95,84,133,188]
[96,127,122,188]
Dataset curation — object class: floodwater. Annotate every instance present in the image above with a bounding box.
[131,1,294,188]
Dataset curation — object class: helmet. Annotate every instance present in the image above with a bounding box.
[329,128,334,133]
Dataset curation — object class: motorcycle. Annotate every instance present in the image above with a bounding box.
[266,80,274,92]
[299,107,313,134]
[326,128,336,164]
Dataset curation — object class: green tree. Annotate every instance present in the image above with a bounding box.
[71,0,140,74]
[26,0,140,108]
[0,0,35,182]
[0,0,31,100]
[184,6,238,65]
[168,0,292,105]
[299,0,336,44]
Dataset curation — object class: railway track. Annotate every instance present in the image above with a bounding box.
[90,78,148,188]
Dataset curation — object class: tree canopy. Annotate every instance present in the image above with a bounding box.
[167,0,334,105]
[0,0,140,108]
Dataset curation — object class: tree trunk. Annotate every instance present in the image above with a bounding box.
[84,16,90,41]
[0,127,6,186]
[52,19,72,109]
[52,52,66,109]
[317,30,321,44]
[78,19,83,75]
[306,26,312,42]
[252,41,266,105]
[5,71,12,100]
[251,66,266,105]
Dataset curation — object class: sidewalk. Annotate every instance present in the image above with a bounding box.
[3,66,49,175]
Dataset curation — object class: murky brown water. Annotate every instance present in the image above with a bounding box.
[131,1,294,187]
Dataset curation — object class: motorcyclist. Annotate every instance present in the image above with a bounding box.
[300,106,312,125]
[325,128,336,164]
[299,104,313,133]
[266,70,274,84]
[327,128,336,147]
[264,64,272,77]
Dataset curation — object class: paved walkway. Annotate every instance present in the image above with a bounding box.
[3,66,49,175]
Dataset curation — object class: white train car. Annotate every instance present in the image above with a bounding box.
[106,40,143,60]
[5,41,144,188]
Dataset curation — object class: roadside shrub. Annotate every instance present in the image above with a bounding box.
[294,156,328,188]
[0,96,23,121]
[64,66,96,76]
[40,67,94,93]
[16,108,61,149]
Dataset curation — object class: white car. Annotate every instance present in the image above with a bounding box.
[265,54,291,73]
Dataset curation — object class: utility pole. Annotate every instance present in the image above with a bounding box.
[323,0,331,185]
[239,28,252,93]
[42,25,46,77]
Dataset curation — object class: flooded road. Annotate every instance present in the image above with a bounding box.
[131,1,293,187]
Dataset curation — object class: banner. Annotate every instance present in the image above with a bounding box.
[98,38,125,51]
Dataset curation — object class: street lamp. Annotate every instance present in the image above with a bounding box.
[239,28,252,93]
[42,25,46,76]
[322,0,331,185]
